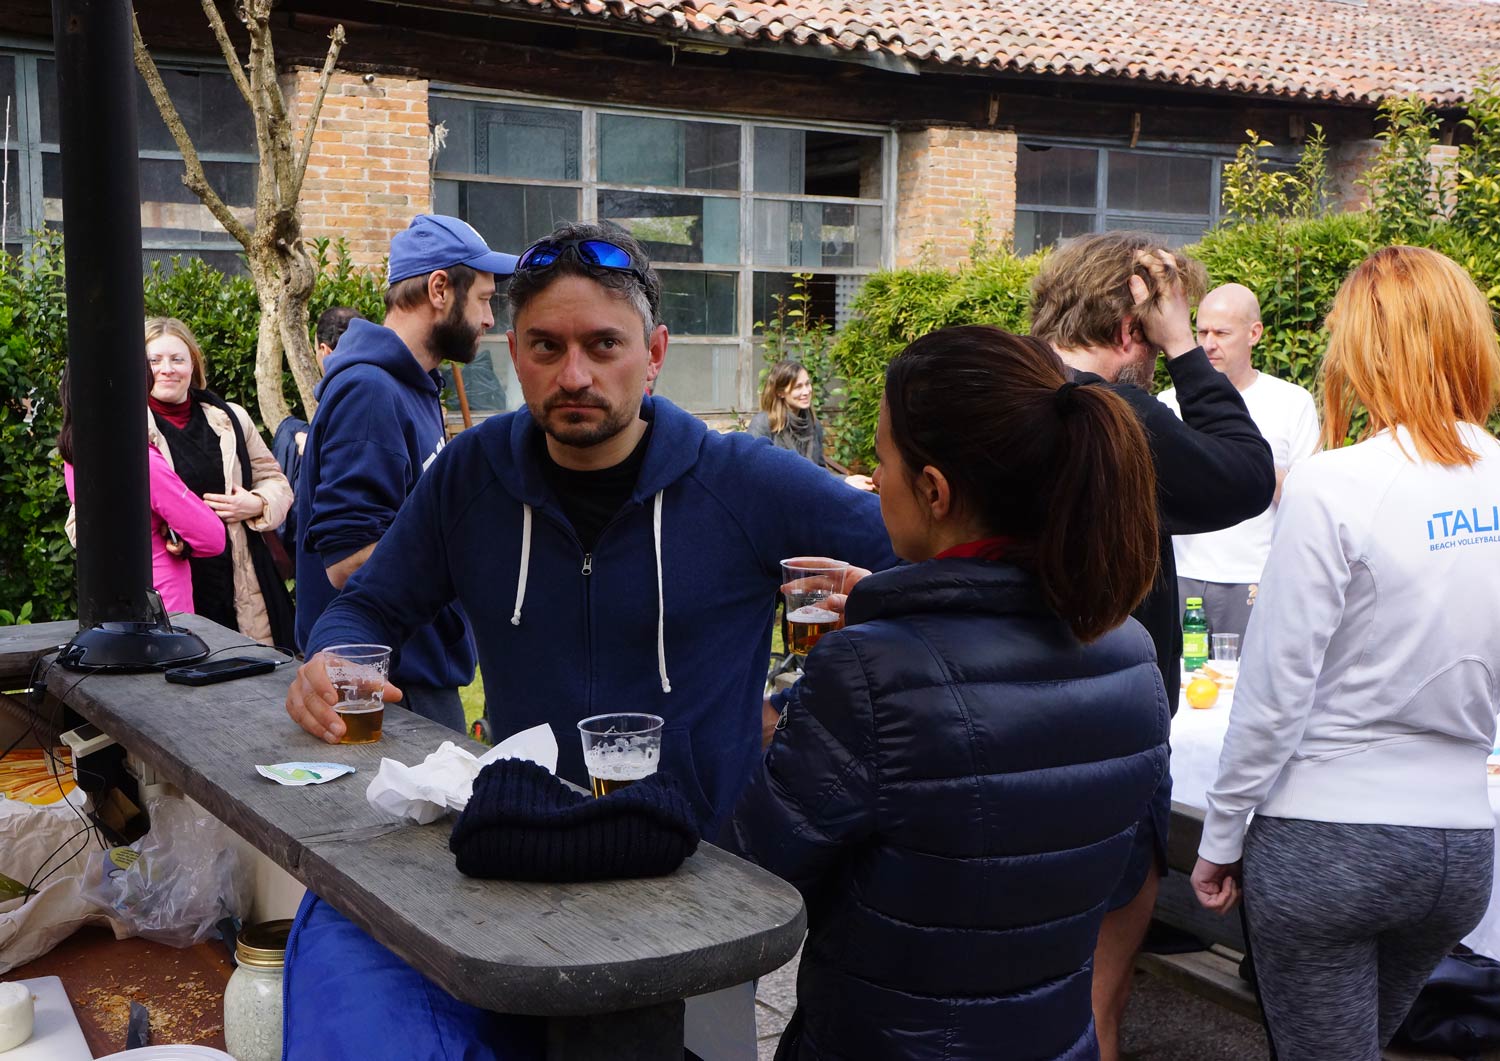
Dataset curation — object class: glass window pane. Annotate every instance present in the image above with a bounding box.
[46,153,252,242]
[657,270,736,336]
[652,342,740,411]
[598,115,739,190]
[40,60,254,155]
[755,128,882,198]
[1106,152,1213,215]
[432,98,580,181]
[1016,144,1097,208]
[1103,214,1209,248]
[435,180,579,254]
[1013,209,1095,254]
[2,150,18,241]
[441,338,517,416]
[753,272,858,332]
[0,54,15,138]
[598,190,739,264]
[143,248,247,275]
[752,200,880,268]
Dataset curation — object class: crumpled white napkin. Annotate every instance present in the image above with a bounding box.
[365,724,558,824]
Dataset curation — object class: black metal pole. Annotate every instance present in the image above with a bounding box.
[53,0,206,668]
[52,0,151,627]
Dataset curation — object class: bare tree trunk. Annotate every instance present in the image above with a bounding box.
[134,4,344,432]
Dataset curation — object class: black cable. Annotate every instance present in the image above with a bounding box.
[23,824,95,896]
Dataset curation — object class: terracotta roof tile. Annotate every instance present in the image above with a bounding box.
[486,0,1500,103]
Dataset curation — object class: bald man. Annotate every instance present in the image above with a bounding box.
[1158,283,1320,638]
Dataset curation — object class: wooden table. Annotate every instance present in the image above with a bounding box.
[16,615,806,1059]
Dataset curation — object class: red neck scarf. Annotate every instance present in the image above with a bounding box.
[935,536,1016,562]
[149,394,193,429]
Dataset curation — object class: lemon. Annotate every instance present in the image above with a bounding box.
[1185,675,1220,710]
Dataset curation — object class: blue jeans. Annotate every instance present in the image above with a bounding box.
[399,683,466,734]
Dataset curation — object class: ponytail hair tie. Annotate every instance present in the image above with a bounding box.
[1054,379,1089,414]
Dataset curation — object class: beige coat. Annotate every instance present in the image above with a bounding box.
[148,402,293,644]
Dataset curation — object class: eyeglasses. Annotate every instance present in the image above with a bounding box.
[515,238,650,287]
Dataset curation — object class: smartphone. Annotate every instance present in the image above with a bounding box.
[164,656,278,686]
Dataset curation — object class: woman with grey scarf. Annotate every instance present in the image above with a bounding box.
[747,360,874,491]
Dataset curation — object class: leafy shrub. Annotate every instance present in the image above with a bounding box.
[831,251,1038,464]
[0,235,384,621]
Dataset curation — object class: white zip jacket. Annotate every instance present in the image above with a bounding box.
[1201,423,1500,863]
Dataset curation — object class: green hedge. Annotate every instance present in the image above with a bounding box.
[0,234,385,623]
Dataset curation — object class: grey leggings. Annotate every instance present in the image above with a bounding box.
[1242,815,1493,1061]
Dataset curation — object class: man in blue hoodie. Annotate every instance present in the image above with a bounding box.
[279,221,895,1059]
[293,214,519,732]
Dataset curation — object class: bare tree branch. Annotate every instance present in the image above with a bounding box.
[132,11,252,248]
[291,25,347,206]
[197,0,251,110]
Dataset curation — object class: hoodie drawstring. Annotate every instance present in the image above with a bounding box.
[511,494,670,694]
[511,503,532,626]
[653,490,671,694]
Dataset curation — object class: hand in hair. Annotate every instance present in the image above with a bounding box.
[1128,250,1198,361]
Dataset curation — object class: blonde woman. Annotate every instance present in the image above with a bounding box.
[145,317,294,646]
[748,360,873,490]
[1193,247,1500,1059]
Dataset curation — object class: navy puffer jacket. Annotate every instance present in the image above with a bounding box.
[730,559,1170,1060]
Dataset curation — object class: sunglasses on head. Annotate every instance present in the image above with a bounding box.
[515,238,649,286]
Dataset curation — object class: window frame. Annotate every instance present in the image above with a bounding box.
[430,86,896,415]
[1013,137,1302,253]
[2,40,258,266]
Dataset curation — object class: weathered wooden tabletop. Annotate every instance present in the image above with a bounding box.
[26,615,806,1023]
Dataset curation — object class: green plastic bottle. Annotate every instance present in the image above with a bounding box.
[1182,596,1209,673]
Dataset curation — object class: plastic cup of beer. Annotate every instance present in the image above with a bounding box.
[780,557,850,656]
[577,713,663,798]
[324,644,391,745]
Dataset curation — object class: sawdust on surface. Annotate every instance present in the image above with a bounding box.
[73,960,226,1045]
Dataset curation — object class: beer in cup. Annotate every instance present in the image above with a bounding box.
[324,644,391,744]
[576,713,663,797]
[780,557,850,656]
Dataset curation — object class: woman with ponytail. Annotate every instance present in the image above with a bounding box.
[730,325,1172,1060]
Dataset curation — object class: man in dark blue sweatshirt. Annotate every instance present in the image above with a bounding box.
[293,214,518,732]
[280,220,896,1060]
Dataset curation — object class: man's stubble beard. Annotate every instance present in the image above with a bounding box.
[532,392,638,449]
[1115,346,1157,388]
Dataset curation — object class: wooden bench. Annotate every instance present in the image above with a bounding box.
[1146,802,1500,1061]
[9,615,805,1059]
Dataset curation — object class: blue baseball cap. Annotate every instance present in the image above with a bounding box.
[387,214,519,285]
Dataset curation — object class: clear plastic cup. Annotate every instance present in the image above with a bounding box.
[324,644,391,744]
[1211,633,1240,662]
[780,557,849,656]
[576,713,663,798]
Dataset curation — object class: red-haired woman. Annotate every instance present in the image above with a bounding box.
[1194,246,1500,1059]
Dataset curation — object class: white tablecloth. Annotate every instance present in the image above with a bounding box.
[1170,692,1500,961]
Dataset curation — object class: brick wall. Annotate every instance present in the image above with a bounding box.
[285,70,432,269]
[894,126,1017,267]
[1328,139,1460,214]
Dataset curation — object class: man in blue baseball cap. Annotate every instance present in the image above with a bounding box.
[292,214,518,731]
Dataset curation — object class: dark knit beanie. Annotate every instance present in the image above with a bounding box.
[449,758,701,882]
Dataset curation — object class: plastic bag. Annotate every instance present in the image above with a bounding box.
[79,795,250,948]
[0,797,120,975]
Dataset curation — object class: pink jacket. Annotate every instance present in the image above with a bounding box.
[64,447,227,615]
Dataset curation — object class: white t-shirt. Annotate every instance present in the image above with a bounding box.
[1159,372,1319,584]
